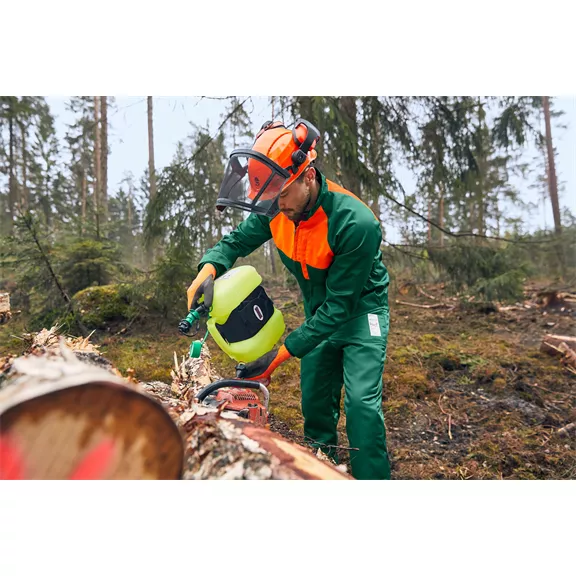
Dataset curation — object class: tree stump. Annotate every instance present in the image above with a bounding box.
[0,293,11,324]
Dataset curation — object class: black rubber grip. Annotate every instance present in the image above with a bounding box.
[195,379,262,402]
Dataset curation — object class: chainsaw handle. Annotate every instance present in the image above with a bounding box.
[195,379,269,411]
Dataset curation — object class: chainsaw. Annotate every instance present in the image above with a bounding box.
[178,304,270,426]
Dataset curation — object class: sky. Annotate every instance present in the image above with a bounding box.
[45,96,576,240]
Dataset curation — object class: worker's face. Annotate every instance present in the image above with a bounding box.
[278,167,315,221]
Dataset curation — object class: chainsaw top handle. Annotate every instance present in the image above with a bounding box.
[195,379,270,411]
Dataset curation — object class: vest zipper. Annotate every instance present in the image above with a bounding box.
[294,223,309,280]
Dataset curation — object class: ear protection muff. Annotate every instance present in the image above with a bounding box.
[290,119,320,173]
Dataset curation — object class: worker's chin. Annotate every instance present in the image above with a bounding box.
[281,210,301,221]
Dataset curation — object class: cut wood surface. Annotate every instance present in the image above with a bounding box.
[0,336,184,480]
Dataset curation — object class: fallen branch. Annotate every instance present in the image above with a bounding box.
[395,300,454,310]
[557,422,576,436]
[540,334,576,356]
[541,337,576,374]
[17,211,88,337]
[417,286,437,301]
[437,394,453,441]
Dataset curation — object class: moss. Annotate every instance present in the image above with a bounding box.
[391,345,422,365]
[73,284,138,329]
[99,333,183,382]
[419,333,442,346]
[492,377,507,392]
[384,399,412,418]
[0,315,28,356]
[386,367,436,400]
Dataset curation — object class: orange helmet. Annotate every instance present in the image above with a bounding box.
[217,119,320,218]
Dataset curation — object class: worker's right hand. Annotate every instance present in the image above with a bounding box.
[187,264,216,311]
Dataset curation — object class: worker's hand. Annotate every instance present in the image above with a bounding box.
[187,264,216,311]
[236,345,292,384]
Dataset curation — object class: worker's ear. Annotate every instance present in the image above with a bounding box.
[305,166,316,186]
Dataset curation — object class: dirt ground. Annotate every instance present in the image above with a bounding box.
[230,281,576,479]
[1,280,574,479]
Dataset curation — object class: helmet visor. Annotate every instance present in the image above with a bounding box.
[216,150,290,218]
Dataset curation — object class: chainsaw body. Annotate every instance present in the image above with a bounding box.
[195,379,269,426]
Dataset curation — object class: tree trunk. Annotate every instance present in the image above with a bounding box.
[438,182,445,247]
[20,122,28,211]
[127,182,133,228]
[0,331,183,480]
[146,97,157,265]
[100,96,108,221]
[476,98,486,238]
[147,97,157,201]
[339,96,361,195]
[8,103,16,232]
[93,96,101,239]
[81,168,87,236]
[427,194,432,245]
[542,96,562,234]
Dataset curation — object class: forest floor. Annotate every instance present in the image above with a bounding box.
[1,280,574,479]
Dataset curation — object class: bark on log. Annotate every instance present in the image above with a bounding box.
[145,346,351,480]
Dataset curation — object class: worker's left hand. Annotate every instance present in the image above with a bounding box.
[236,345,292,384]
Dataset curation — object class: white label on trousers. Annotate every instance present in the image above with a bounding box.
[368,314,381,337]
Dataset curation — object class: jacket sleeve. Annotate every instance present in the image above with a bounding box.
[198,213,272,277]
[284,209,382,358]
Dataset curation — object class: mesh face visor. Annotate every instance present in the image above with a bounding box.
[216,150,291,218]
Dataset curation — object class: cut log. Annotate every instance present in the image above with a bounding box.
[0,292,11,324]
[1,327,350,480]
[179,407,350,479]
[541,334,576,375]
[540,334,576,356]
[0,335,184,480]
[147,345,351,480]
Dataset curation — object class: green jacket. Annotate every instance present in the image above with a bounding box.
[199,171,389,359]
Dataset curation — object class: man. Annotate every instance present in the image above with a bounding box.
[187,119,391,480]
